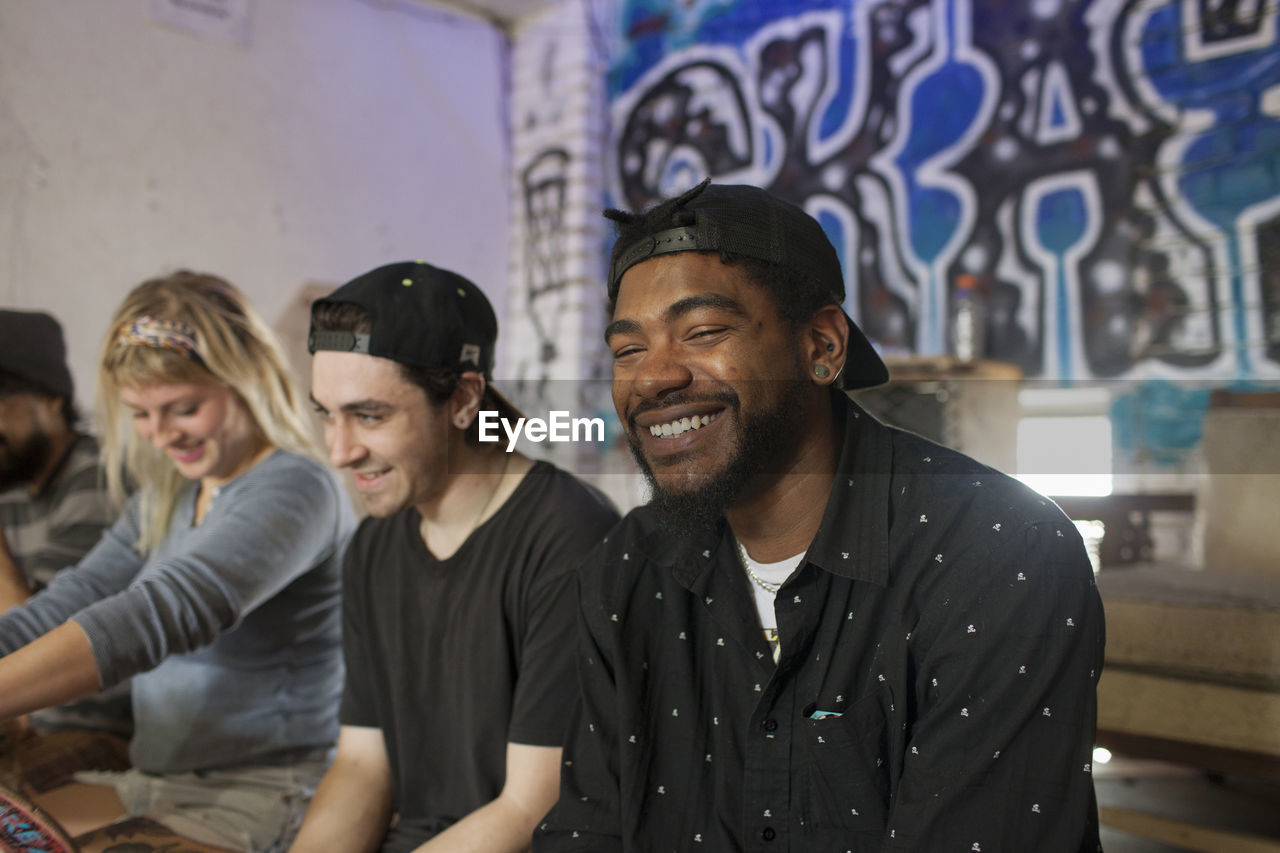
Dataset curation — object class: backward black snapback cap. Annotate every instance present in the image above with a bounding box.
[607,180,889,390]
[309,261,523,419]
[309,260,497,374]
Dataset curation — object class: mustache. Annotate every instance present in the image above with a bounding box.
[626,389,739,430]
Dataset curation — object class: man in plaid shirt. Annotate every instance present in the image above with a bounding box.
[0,310,116,610]
[0,309,129,793]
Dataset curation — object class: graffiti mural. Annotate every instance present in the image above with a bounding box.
[506,0,627,470]
[607,0,1280,380]
[513,19,576,402]
[520,146,573,392]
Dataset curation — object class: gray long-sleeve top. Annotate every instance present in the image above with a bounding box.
[0,449,356,774]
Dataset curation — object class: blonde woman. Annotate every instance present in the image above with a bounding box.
[0,271,355,852]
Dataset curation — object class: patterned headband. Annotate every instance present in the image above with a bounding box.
[116,316,200,359]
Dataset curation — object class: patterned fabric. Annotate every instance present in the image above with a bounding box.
[0,435,115,593]
[0,784,77,853]
[0,434,132,737]
[115,316,199,359]
[537,398,1105,852]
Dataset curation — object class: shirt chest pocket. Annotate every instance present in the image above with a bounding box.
[798,687,892,833]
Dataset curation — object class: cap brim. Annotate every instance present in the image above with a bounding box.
[839,311,889,390]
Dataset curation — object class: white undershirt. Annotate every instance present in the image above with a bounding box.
[739,546,806,632]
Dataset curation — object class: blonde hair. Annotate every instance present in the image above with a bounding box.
[97,270,319,552]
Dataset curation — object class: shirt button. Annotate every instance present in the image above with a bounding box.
[760,826,776,841]
[763,718,779,733]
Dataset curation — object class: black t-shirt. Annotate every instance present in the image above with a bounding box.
[339,461,619,852]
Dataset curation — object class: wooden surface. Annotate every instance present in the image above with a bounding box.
[1100,806,1280,852]
[1096,731,1280,783]
[1098,669,1280,759]
[1097,564,1280,690]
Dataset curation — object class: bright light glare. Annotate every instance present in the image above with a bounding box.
[1093,746,1112,765]
[1016,416,1113,497]
[1074,519,1105,574]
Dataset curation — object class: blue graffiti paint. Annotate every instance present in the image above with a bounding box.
[613,0,851,94]
[1035,187,1090,381]
[819,25,859,140]
[1111,382,1212,468]
[1137,2,1280,376]
[888,0,994,352]
[607,0,1280,379]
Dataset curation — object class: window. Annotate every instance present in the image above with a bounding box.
[1015,387,1113,498]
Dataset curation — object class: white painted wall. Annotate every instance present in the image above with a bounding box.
[0,0,509,409]
[504,0,649,513]
[504,0,609,387]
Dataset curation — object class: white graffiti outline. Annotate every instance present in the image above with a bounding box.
[868,0,1001,353]
[609,44,782,205]
[857,172,920,321]
[1036,60,1083,144]
[1123,0,1185,127]
[806,192,863,318]
[741,7,878,166]
[1019,169,1102,380]
[1125,0,1279,377]
[1085,0,1152,133]
[1129,181,1217,376]
[1183,0,1276,61]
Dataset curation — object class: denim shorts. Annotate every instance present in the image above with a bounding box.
[76,756,329,852]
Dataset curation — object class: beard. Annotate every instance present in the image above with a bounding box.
[0,428,53,490]
[626,377,808,538]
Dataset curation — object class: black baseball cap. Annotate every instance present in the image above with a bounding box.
[0,309,74,400]
[309,261,521,420]
[607,180,889,390]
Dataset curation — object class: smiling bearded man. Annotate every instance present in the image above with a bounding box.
[624,366,808,537]
[535,180,1105,853]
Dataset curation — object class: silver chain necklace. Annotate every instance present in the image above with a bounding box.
[737,539,782,594]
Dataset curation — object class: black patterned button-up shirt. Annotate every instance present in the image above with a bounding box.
[536,400,1104,853]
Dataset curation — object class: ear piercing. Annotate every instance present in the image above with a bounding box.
[826,342,835,352]
[813,364,832,380]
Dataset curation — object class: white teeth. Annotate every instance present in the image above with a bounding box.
[648,412,719,438]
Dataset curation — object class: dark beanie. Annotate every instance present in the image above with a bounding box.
[0,310,74,400]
